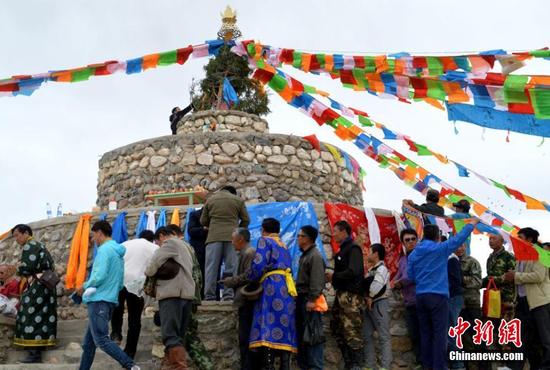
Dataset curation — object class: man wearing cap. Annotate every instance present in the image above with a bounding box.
[220,228,259,370]
[403,188,445,217]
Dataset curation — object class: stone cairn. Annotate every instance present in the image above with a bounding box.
[0,110,414,369]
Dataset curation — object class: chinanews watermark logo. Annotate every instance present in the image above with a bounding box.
[448,317,524,362]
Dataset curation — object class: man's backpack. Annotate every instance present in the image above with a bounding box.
[361,264,387,299]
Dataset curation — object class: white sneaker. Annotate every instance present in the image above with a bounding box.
[130,366,141,370]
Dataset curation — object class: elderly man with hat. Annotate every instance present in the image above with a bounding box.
[220,228,259,370]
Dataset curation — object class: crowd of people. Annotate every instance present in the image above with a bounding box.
[4,186,550,370]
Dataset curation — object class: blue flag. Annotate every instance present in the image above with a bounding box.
[223,77,239,107]
[156,208,167,230]
[112,211,128,244]
[135,211,148,237]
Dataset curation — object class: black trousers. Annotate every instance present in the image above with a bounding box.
[517,297,544,370]
[238,302,259,370]
[531,302,550,369]
[159,297,192,349]
[110,287,145,358]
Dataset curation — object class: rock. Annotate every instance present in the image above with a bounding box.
[168,155,181,164]
[267,168,283,177]
[257,154,266,163]
[139,156,149,168]
[158,148,170,156]
[150,156,167,168]
[65,342,81,351]
[392,336,412,352]
[180,154,196,166]
[225,115,241,125]
[267,155,289,164]
[197,153,213,165]
[272,146,281,155]
[296,148,311,160]
[143,147,155,156]
[390,323,408,336]
[321,151,334,161]
[313,159,324,171]
[129,161,139,170]
[242,151,255,161]
[194,144,205,154]
[282,145,296,155]
[211,144,221,154]
[262,146,272,156]
[243,187,260,199]
[254,145,263,154]
[289,156,301,166]
[214,155,233,164]
[311,150,320,160]
[221,142,240,156]
[341,170,354,182]
[253,120,267,132]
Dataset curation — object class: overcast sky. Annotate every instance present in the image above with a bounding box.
[1,0,549,265]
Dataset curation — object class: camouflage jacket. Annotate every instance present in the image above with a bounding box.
[460,255,482,308]
[184,243,203,305]
[482,248,516,304]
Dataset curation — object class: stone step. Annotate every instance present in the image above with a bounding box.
[54,333,156,348]
[0,362,154,370]
[56,317,157,338]
[7,347,152,364]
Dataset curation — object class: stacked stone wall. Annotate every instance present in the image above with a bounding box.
[175,110,269,135]
[97,133,363,209]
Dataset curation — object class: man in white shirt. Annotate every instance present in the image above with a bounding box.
[110,230,158,359]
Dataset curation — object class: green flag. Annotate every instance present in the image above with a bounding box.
[364,56,376,73]
[268,74,287,93]
[158,50,177,66]
[503,75,529,104]
[246,43,256,57]
[415,143,433,156]
[358,115,373,127]
[71,68,93,82]
[534,245,550,268]
[303,85,316,94]
[426,57,443,76]
[292,52,303,69]
[336,116,353,128]
[529,49,550,58]
[529,88,550,119]
[426,80,446,101]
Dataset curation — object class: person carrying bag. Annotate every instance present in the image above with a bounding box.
[483,277,501,319]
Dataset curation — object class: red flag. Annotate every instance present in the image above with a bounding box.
[176,47,192,65]
[280,49,295,64]
[510,237,539,261]
[353,56,366,69]
[410,78,428,99]
[303,134,321,152]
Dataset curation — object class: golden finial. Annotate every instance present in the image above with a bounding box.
[218,5,242,41]
[221,5,237,21]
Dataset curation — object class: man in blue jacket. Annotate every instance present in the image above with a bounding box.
[407,219,478,370]
[77,221,140,370]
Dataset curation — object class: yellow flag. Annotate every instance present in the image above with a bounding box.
[170,209,180,226]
